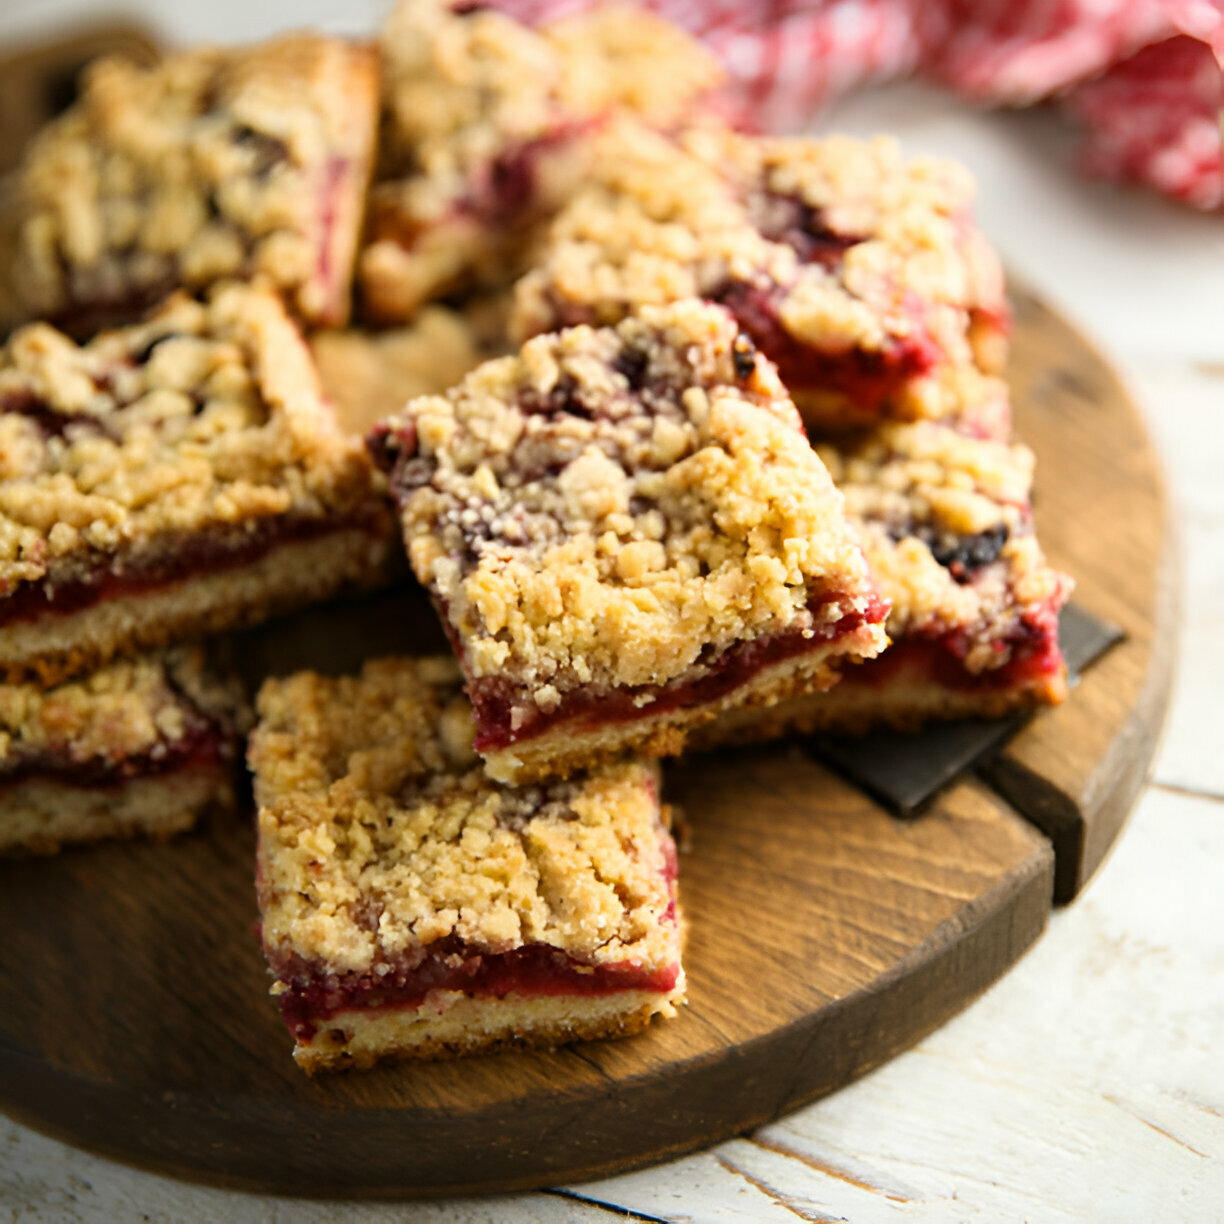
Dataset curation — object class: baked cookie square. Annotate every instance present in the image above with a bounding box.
[360,0,724,322]
[513,121,1011,435]
[0,284,391,684]
[250,655,684,1074]
[695,420,1071,746]
[7,32,379,336]
[369,299,888,783]
[0,646,245,855]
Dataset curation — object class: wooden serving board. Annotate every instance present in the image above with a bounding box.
[0,288,1174,1197]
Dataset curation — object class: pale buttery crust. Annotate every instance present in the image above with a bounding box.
[481,645,860,785]
[0,525,389,686]
[0,285,390,682]
[249,655,684,1071]
[0,646,245,854]
[0,765,233,857]
[370,299,887,782]
[360,0,725,321]
[7,33,379,332]
[512,121,1011,433]
[291,986,683,1075]
[693,420,1072,747]
[690,657,1068,751]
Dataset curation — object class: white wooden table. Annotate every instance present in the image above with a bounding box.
[2,5,1222,1218]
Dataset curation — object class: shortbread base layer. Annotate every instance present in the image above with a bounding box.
[0,763,233,855]
[0,525,389,684]
[691,651,1069,750]
[479,620,887,783]
[290,980,686,1074]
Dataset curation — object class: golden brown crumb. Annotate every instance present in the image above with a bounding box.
[512,120,1010,430]
[360,0,724,320]
[9,33,379,330]
[0,284,382,602]
[250,655,679,976]
[0,647,245,774]
[816,420,1070,672]
[374,300,884,709]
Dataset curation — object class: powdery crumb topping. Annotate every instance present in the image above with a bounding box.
[361,0,723,317]
[512,121,1008,421]
[545,6,727,127]
[251,655,677,976]
[0,284,380,597]
[817,421,1070,672]
[378,0,721,187]
[375,299,879,701]
[0,647,244,774]
[10,33,378,328]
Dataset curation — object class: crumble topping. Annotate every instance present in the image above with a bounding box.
[361,0,724,318]
[371,299,880,704]
[8,32,379,331]
[816,421,1070,672]
[0,646,244,776]
[251,655,677,976]
[512,121,1009,424]
[378,0,720,176]
[0,284,381,598]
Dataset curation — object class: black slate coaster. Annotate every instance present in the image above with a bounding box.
[809,602,1125,819]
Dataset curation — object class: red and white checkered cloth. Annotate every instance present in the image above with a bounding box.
[1066,34,1223,208]
[497,0,1224,209]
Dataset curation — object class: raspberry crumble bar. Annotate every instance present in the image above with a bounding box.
[250,655,684,1073]
[0,284,391,684]
[0,647,245,855]
[368,299,888,783]
[512,122,1011,434]
[696,420,1071,746]
[360,0,724,322]
[6,32,378,336]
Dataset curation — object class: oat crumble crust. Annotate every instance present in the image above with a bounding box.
[360,0,724,320]
[251,655,678,979]
[512,121,1010,428]
[372,299,884,711]
[0,647,244,777]
[0,283,384,607]
[816,420,1070,672]
[8,32,379,332]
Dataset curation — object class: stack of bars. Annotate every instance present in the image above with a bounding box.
[0,0,1071,1075]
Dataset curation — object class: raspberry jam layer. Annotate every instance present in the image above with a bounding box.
[315,155,353,324]
[372,122,591,251]
[0,728,229,794]
[44,279,180,344]
[846,599,1065,695]
[0,513,381,628]
[749,191,863,268]
[276,941,681,1042]
[466,594,888,752]
[2,390,116,442]
[717,280,942,413]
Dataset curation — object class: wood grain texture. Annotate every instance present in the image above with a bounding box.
[976,286,1177,902]
[0,752,1051,1197]
[0,291,1171,1195]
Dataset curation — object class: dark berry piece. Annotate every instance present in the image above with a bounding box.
[732,333,757,381]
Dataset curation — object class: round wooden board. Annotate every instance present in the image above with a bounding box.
[0,289,1174,1197]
